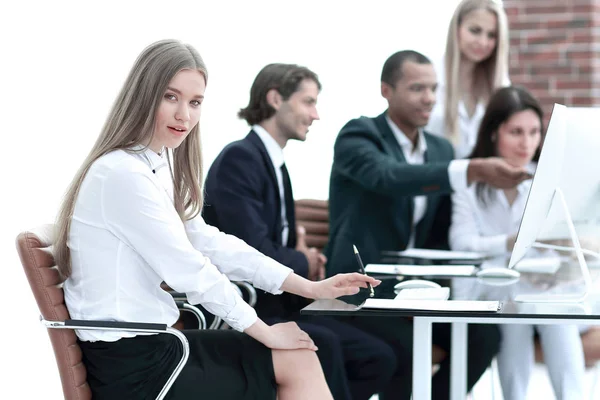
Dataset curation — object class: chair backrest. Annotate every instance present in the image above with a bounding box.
[295,199,329,252]
[16,226,91,400]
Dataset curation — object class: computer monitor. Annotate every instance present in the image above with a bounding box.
[508,104,600,302]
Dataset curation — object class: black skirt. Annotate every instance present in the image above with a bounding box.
[79,329,277,400]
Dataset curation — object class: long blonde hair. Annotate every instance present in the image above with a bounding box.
[54,39,208,278]
[444,0,509,144]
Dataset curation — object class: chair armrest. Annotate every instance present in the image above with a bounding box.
[209,315,223,330]
[232,281,258,307]
[231,283,243,297]
[61,319,167,331]
[41,317,189,400]
[168,291,186,300]
[165,285,250,330]
[166,291,222,330]
[174,301,207,329]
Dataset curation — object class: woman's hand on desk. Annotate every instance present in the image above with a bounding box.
[245,319,317,351]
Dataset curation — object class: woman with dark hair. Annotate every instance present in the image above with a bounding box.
[451,86,542,254]
[449,86,585,399]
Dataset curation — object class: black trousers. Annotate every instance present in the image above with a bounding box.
[264,314,397,400]
[343,316,501,400]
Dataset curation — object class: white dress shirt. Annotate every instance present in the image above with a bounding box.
[449,165,535,255]
[65,147,292,342]
[426,57,511,159]
[252,124,289,245]
[385,116,469,248]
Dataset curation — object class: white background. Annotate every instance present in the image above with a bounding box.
[5,1,590,399]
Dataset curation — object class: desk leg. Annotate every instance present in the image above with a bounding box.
[451,322,468,400]
[413,317,432,400]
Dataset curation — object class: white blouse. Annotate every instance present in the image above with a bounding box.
[426,57,510,159]
[449,176,533,256]
[64,147,292,342]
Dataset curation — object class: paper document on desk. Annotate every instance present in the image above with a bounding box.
[362,299,501,312]
[365,264,478,276]
[383,248,486,261]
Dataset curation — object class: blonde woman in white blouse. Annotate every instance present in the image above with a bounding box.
[426,0,510,159]
[53,39,380,400]
[450,86,585,400]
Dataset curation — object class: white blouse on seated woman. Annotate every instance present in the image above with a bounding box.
[65,147,292,342]
[449,163,534,255]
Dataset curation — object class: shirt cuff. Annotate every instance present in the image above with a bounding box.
[252,259,293,295]
[224,299,258,332]
[448,159,469,192]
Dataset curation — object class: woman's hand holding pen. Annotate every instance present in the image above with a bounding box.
[280,272,380,300]
[310,273,381,299]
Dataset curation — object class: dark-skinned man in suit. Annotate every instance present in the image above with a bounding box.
[326,50,532,400]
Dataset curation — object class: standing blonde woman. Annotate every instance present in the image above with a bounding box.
[53,39,379,400]
[426,0,510,159]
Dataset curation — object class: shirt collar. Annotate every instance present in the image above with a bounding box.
[252,124,285,168]
[385,114,427,156]
[128,144,168,173]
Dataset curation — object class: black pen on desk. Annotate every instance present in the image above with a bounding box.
[353,245,375,298]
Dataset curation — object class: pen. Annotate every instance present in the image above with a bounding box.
[353,245,375,298]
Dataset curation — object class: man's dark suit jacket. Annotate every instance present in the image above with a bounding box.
[326,111,455,277]
[203,130,309,318]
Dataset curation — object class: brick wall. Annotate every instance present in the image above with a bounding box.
[504,0,600,124]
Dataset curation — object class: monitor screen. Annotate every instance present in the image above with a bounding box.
[508,104,567,268]
[509,104,600,268]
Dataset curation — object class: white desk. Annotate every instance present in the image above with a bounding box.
[302,262,600,400]
[413,314,600,400]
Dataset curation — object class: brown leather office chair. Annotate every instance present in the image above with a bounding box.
[16,225,190,400]
[295,199,329,252]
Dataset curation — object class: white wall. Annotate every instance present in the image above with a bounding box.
[0,0,460,397]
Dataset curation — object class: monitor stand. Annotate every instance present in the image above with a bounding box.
[515,187,595,303]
